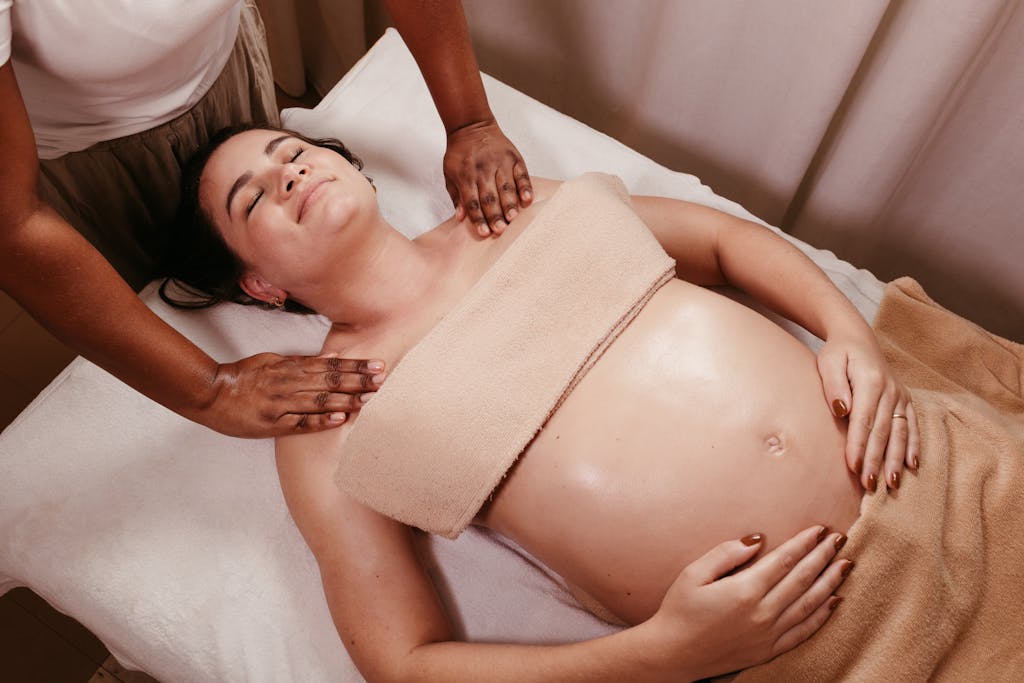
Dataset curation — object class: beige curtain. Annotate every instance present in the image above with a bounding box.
[254,0,368,97]
[260,0,1023,341]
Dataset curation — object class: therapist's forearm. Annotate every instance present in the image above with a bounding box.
[0,60,220,425]
[717,218,871,341]
[382,0,494,134]
[0,206,223,417]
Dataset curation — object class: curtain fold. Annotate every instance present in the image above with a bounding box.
[259,0,1023,340]
[255,0,366,98]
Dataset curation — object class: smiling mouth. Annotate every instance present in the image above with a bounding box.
[297,179,331,222]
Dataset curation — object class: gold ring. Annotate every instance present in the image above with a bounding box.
[892,413,907,420]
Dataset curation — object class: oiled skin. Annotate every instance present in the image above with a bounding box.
[322,183,863,626]
[478,278,861,624]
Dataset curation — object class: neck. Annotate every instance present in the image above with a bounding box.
[304,216,470,332]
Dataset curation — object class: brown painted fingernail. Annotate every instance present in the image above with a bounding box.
[866,473,877,492]
[911,455,920,469]
[816,525,830,543]
[828,596,843,611]
[834,534,848,552]
[841,560,855,578]
[832,398,849,418]
[741,533,764,546]
[888,471,900,489]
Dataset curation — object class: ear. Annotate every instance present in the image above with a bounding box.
[239,271,287,305]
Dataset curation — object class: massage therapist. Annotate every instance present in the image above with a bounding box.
[0,0,531,437]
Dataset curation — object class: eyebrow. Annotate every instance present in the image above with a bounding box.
[224,134,295,217]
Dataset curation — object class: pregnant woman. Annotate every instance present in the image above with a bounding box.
[161,125,941,681]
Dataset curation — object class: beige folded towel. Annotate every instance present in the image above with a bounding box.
[737,277,1024,682]
[335,173,676,538]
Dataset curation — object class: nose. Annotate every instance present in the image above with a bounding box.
[279,162,308,195]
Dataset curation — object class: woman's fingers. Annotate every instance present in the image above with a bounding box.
[512,158,533,208]
[277,410,348,433]
[682,533,766,586]
[477,177,508,235]
[906,400,921,470]
[445,178,466,222]
[816,349,852,420]
[202,354,386,438]
[270,355,385,412]
[316,355,385,376]
[883,399,911,489]
[772,592,843,657]
[758,530,852,658]
[859,393,897,490]
[742,525,832,596]
[495,167,519,225]
[443,120,531,235]
[313,356,385,392]
[767,534,850,628]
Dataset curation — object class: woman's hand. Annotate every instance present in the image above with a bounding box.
[646,525,851,681]
[817,330,921,490]
[192,354,386,438]
[444,119,533,236]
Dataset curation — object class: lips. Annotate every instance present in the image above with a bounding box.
[297,178,331,222]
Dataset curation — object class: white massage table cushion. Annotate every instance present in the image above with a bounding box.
[0,29,884,682]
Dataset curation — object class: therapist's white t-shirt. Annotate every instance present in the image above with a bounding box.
[0,0,241,159]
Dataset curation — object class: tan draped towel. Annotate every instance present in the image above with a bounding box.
[335,173,676,538]
[737,277,1024,682]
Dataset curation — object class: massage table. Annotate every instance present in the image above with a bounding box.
[0,29,886,682]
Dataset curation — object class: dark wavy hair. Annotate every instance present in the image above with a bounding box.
[157,123,365,314]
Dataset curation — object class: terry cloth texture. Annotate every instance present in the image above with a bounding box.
[36,0,278,289]
[335,173,677,538]
[737,277,1024,682]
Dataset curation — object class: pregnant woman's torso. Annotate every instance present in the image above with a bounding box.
[478,278,861,624]
[328,179,863,626]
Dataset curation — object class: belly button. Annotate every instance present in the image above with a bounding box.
[765,433,786,457]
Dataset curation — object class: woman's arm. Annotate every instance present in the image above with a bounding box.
[632,194,921,490]
[277,430,851,683]
[0,62,379,437]
[381,0,532,236]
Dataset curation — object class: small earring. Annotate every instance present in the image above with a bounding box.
[269,296,285,308]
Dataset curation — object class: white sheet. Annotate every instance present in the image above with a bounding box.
[0,29,885,682]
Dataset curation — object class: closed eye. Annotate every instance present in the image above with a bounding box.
[246,190,263,215]
[243,146,304,216]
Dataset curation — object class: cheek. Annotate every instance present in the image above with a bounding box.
[237,213,293,269]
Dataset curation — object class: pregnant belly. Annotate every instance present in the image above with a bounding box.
[479,280,863,624]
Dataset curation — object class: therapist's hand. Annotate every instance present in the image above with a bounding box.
[645,525,851,681]
[817,331,921,491]
[200,354,386,438]
[444,118,533,237]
